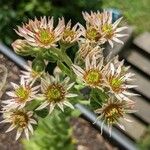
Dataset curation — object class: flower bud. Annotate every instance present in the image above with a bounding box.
[12,39,32,56]
[32,58,46,73]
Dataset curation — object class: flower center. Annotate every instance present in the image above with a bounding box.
[102,24,113,39]
[37,29,55,45]
[84,69,101,86]
[110,77,123,93]
[86,27,101,41]
[45,84,65,102]
[13,111,29,128]
[63,29,76,41]
[15,86,30,102]
[103,104,123,124]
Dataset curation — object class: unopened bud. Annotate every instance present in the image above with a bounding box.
[12,39,32,56]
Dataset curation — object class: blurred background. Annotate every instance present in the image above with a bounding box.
[0,0,150,150]
[0,0,149,45]
[0,0,102,45]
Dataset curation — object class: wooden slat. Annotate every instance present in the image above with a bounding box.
[130,68,150,99]
[133,32,150,55]
[133,96,150,124]
[126,49,150,76]
[120,115,146,140]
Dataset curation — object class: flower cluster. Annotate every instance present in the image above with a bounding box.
[1,11,137,140]
[1,69,76,140]
[82,11,128,47]
[73,54,136,134]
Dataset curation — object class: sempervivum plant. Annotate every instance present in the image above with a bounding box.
[1,11,137,140]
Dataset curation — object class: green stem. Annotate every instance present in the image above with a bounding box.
[51,47,72,67]
[50,47,77,81]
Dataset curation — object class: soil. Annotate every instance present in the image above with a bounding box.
[0,53,118,150]
[70,118,118,150]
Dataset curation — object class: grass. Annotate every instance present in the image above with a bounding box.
[102,0,150,35]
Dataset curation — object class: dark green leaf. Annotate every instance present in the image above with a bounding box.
[35,109,49,118]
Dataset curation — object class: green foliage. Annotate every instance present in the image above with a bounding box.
[0,0,102,45]
[57,61,72,78]
[102,0,150,34]
[90,88,109,110]
[23,110,76,150]
[137,127,150,150]
[32,57,46,72]
[35,109,49,118]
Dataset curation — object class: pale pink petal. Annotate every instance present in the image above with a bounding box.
[66,93,78,98]
[57,103,64,111]
[6,124,16,133]
[36,101,49,110]
[15,130,22,140]
[30,119,37,125]
[28,124,34,134]
[24,128,29,140]
[113,17,123,29]
[49,103,55,114]
[63,101,74,109]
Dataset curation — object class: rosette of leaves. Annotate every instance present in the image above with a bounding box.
[23,110,80,150]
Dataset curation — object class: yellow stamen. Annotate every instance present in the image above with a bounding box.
[45,84,65,102]
[15,86,30,102]
[103,103,123,124]
[110,77,123,93]
[84,69,102,86]
[37,29,55,45]
[102,24,113,39]
[63,29,75,40]
[86,27,101,41]
[12,111,29,128]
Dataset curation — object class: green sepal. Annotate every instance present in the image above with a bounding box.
[78,99,90,105]
[59,40,75,51]
[17,46,43,57]
[74,84,85,91]
[43,50,58,62]
[16,51,33,56]
[15,45,35,56]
